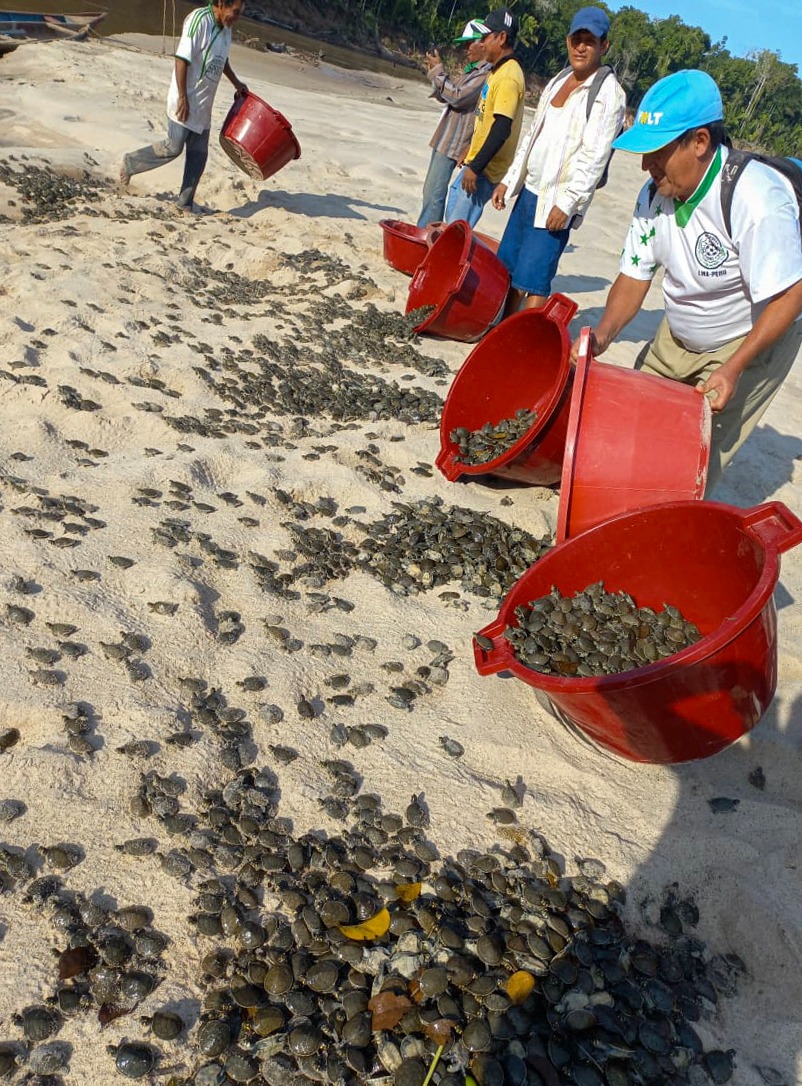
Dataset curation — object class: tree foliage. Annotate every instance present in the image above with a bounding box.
[311,0,802,154]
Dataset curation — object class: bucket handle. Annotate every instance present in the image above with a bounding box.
[741,501,802,554]
[473,620,512,676]
[434,447,462,482]
[541,293,578,328]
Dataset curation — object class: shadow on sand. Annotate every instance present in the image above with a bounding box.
[227,189,404,220]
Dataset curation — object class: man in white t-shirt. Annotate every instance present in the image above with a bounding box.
[120,0,247,212]
[577,70,802,492]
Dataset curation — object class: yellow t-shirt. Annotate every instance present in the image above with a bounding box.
[465,56,525,184]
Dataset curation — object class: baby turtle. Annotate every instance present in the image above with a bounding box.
[16,1005,61,1042]
[142,1009,184,1041]
[109,1041,157,1079]
[439,735,464,759]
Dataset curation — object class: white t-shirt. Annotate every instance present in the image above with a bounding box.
[620,146,802,352]
[525,103,572,193]
[167,5,232,134]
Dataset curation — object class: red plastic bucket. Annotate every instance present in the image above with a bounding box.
[426,221,500,255]
[556,329,711,541]
[436,295,578,485]
[379,220,502,277]
[219,92,301,181]
[406,220,511,342]
[474,500,802,763]
[379,220,429,275]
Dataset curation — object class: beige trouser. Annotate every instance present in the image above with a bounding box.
[635,317,802,495]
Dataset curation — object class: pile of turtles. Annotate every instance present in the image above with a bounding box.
[450,410,539,467]
[0,159,110,223]
[0,767,740,1085]
[502,584,702,678]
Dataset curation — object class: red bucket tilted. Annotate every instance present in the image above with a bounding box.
[379,220,501,277]
[436,295,577,485]
[556,329,711,540]
[379,220,429,276]
[474,501,802,764]
[405,220,510,342]
[426,221,500,255]
[220,92,301,181]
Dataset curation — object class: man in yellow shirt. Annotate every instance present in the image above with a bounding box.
[444,7,525,227]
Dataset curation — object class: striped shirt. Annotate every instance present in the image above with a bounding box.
[428,61,491,162]
[167,5,232,133]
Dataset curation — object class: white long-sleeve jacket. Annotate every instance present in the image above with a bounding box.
[500,66,626,229]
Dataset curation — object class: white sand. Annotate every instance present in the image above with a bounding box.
[0,32,801,1085]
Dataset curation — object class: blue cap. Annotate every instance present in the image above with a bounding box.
[613,70,724,153]
[568,7,610,39]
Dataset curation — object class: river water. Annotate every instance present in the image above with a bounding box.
[0,0,425,79]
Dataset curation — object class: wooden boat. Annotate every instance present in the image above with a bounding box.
[0,10,106,56]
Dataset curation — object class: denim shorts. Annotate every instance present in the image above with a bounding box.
[497,187,570,296]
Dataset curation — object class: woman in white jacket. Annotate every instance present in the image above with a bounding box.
[491,7,625,312]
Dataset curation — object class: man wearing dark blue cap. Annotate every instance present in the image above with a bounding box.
[578,69,802,492]
[444,7,525,227]
[491,6,625,312]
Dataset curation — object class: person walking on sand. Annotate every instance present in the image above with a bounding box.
[574,70,802,493]
[492,7,625,313]
[444,7,525,228]
[120,0,248,212]
[417,20,491,228]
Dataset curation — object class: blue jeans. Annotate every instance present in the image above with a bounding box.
[122,119,210,209]
[417,148,457,227]
[497,188,570,297]
[444,168,496,227]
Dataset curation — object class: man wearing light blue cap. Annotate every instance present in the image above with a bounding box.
[581,69,802,492]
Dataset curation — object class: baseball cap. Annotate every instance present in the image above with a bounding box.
[613,69,724,153]
[453,18,486,43]
[476,8,519,40]
[568,7,610,39]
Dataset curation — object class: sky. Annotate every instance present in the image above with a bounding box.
[614,0,801,73]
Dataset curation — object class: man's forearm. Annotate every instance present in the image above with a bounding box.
[719,278,802,378]
[468,114,512,175]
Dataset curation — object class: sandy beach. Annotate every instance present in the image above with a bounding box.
[0,30,801,1086]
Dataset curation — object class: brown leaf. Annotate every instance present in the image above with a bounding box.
[368,990,413,1031]
[422,1018,455,1045]
[98,1003,130,1027]
[58,944,97,980]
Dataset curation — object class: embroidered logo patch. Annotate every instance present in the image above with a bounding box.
[695,231,727,270]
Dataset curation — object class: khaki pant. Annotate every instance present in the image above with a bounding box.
[635,317,802,495]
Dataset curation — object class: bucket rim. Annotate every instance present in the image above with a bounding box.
[475,498,794,692]
[379,219,428,244]
[556,332,711,542]
[407,220,474,334]
[437,300,575,478]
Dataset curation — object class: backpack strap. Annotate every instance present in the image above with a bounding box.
[584,65,613,122]
[552,65,613,121]
[721,149,802,236]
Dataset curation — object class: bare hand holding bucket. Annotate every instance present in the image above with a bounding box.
[695,369,733,412]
